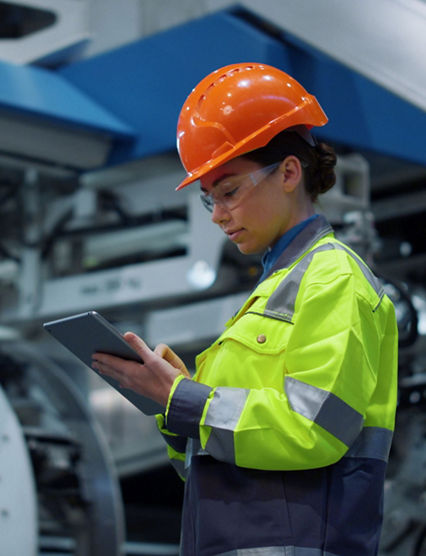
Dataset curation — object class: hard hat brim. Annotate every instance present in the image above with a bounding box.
[176,101,327,190]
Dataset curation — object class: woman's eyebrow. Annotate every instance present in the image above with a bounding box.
[200,172,236,193]
[212,173,235,187]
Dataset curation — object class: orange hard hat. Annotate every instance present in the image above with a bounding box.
[176,62,328,190]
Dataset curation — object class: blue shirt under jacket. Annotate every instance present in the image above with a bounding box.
[259,214,319,283]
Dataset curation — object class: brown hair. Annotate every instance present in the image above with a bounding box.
[242,128,337,201]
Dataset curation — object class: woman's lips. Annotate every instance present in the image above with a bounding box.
[226,228,244,241]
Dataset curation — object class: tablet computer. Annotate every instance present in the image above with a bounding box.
[43,311,163,415]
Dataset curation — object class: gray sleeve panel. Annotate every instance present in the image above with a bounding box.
[204,387,250,429]
[205,428,237,464]
[204,387,250,464]
[166,378,212,439]
[285,376,364,447]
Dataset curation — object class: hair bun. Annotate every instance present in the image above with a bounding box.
[312,142,337,196]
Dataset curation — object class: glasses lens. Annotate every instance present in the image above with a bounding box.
[199,162,280,213]
[200,193,214,212]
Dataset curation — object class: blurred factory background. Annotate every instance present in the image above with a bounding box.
[0,0,425,555]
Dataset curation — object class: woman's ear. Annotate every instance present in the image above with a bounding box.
[279,155,303,193]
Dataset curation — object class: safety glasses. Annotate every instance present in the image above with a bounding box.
[200,162,281,213]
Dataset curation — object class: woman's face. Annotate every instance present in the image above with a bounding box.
[200,156,306,255]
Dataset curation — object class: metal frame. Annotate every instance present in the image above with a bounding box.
[239,0,426,112]
[0,153,369,326]
[0,386,38,556]
[0,0,90,64]
[0,341,125,556]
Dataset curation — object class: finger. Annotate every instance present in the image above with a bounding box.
[92,356,141,393]
[92,351,133,369]
[92,359,121,381]
[123,331,153,361]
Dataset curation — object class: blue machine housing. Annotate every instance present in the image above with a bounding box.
[1,7,425,170]
[0,60,135,139]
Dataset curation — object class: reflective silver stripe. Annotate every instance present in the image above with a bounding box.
[285,376,364,447]
[336,243,384,307]
[265,242,384,322]
[344,426,393,462]
[264,246,329,323]
[217,546,339,556]
[204,387,249,463]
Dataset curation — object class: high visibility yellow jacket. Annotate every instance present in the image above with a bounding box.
[157,215,398,556]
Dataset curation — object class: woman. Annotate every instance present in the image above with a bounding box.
[93,63,398,556]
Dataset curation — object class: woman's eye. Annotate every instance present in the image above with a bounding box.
[223,186,239,198]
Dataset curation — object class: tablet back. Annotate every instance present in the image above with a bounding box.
[44,311,164,415]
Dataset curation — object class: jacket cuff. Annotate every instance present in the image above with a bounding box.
[166,378,212,438]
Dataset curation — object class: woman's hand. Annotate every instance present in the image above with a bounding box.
[92,332,189,408]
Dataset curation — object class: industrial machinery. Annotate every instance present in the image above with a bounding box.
[380,360,426,556]
[378,297,425,556]
[0,143,424,554]
[0,342,124,556]
[0,3,425,554]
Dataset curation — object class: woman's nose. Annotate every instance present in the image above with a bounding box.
[211,201,231,225]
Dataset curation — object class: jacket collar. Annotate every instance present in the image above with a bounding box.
[266,214,334,278]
